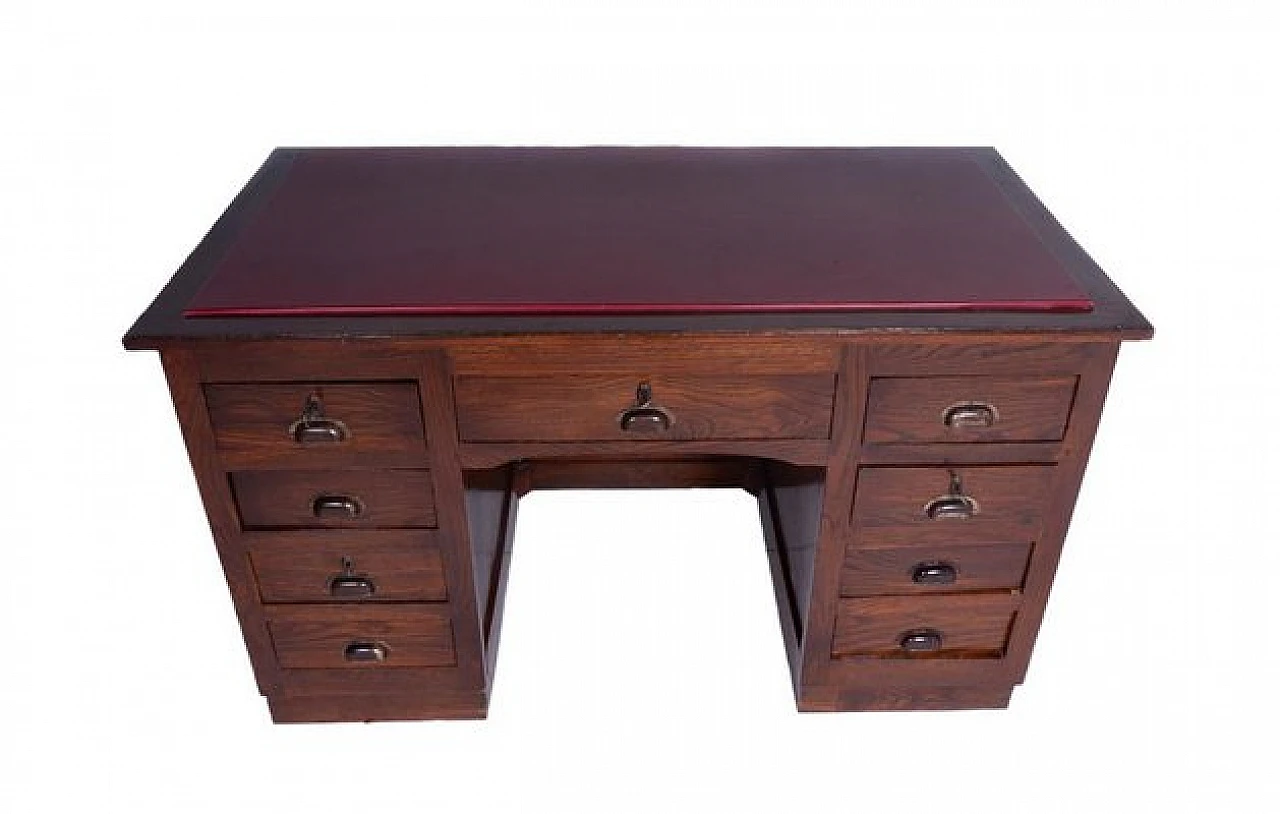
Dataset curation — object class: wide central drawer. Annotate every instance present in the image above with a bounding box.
[454,374,836,442]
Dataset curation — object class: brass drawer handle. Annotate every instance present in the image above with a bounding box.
[911,561,958,585]
[329,576,377,598]
[329,556,376,597]
[619,381,673,434]
[289,393,349,445]
[313,495,363,519]
[943,401,997,429]
[343,641,389,662]
[899,628,944,652]
[925,496,976,520]
[925,471,978,520]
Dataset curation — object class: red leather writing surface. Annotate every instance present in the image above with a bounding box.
[185,148,1092,317]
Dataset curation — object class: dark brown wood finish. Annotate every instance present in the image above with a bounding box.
[246,530,448,603]
[455,374,835,442]
[230,469,438,529]
[126,149,1151,722]
[831,594,1020,659]
[864,375,1077,444]
[840,541,1033,597]
[204,381,427,469]
[266,605,457,669]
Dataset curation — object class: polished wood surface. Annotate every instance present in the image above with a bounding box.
[455,374,835,442]
[840,541,1033,597]
[246,530,448,603]
[863,375,1077,444]
[231,469,438,529]
[125,149,1152,722]
[205,381,427,468]
[266,605,456,669]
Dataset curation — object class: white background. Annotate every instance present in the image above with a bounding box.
[3,2,1277,811]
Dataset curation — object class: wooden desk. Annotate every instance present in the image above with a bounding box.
[125,148,1151,722]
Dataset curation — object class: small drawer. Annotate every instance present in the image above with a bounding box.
[267,605,456,669]
[831,594,1018,659]
[864,376,1077,444]
[851,465,1055,542]
[247,530,448,603]
[204,382,427,467]
[231,470,437,529]
[841,541,1032,597]
[454,374,835,442]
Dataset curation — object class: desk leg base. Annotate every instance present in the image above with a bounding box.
[267,692,489,724]
[797,685,1014,712]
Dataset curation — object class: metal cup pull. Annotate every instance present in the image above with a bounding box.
[329,556,376,598]
[899,629,944,652]
[313,495,363,519]
[943,401,998,429]
[925,471,978,520]
[619,381,673,434]
[343,641,389,662]
[289,393,349,445]
[911,561,958,585]
[925,495,977,520]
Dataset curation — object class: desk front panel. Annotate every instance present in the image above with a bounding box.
[153,334,1122,721]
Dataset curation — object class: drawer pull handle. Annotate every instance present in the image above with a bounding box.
[899,629,944,652]
[329,555,376,597]
[329,575,377,598]
[343,641,389,662]
[925,471,978,520]
[289,394,349,445]
[943,401,998,429]
[911,561,958,585]
[925,495,976,520]
[619,381,673,434]
[313,495,363,519]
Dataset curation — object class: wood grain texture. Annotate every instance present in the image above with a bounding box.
[416,351,491,691]
[840,541,1032,597]
[159,349,284,695]
[798,684,1013,712]
[246,530,447,603]
[851,465,1056,540]
[266,605,456,669]
[231,469,437,529]
[1001,342,1121,683]
[205,381,427,468]
[454,374,835,442]
[864,376,1077,444]
[831,594,1020,658]
[268,691,488,723]
[459,439,828,469]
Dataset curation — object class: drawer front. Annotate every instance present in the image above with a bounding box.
[832,594,1018,658]
[247,530,447,603]
[267,606,456,669]
[205,382,427,466]
[231,470,437,529]
[840,541,1032,597]
[851,465,1055,541]
[454,374,835,442]
[864,376,1077,444]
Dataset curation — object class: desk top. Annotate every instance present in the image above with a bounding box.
[125,148,1151,347]
[183,148,1091,318]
